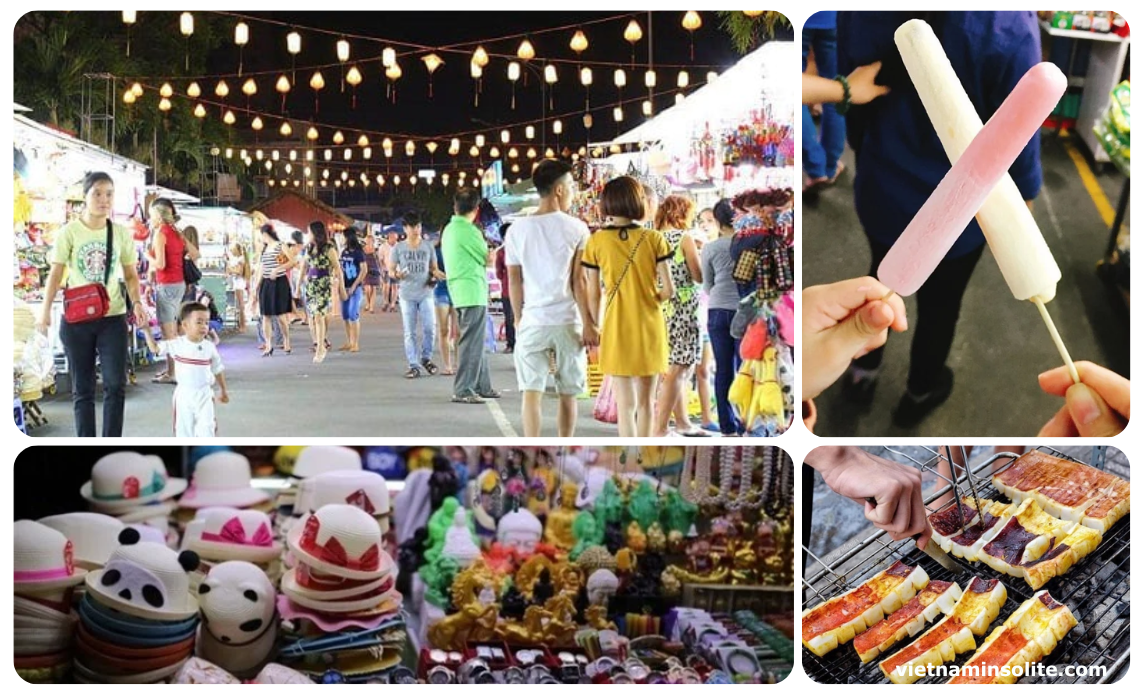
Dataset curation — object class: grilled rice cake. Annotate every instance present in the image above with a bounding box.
[979,499,1103,590]
[802,561,929,658]
[993,451,1130,533]
[929,498,1015,562]
[854,580,963,664]
[878,577,1007,684]
[948,591,1077,684]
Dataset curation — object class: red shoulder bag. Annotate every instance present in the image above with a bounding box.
[62,220,114,323]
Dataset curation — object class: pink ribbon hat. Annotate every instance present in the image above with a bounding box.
[14,520,89,594]
[86,528,201,621]
[183,508,282,563]
[80,452,187,510]
[38,512,126,570]
[178,452,270,509]
[286,504,390,581]
[295,470,391,532]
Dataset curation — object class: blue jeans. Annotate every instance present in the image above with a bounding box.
[708,308,742,435]
[802,27,845,180]
[400,296,436,368]
[60,314,128,437]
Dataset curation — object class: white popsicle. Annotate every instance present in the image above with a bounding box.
[894,19,1062,303]
[878,62,1067,296]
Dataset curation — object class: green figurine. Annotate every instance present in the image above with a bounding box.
[627,479,659,532]
[425,497,460,564]
[662,489,698,536]
[570,510,602,560]
[594,479,624,527]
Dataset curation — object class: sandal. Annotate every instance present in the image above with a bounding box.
[451,394,485,404]
[477,390,501,399]
[152,373,175,384]
[405,367,422,379]
[421,360,440,376]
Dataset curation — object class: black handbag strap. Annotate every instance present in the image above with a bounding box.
[104,220,114,285]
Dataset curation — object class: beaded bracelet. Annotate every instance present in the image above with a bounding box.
[834,74,852,115]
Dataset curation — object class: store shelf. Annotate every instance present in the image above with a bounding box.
[1039,19,1128,43]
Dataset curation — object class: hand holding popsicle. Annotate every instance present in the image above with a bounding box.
[882,20,1078,383]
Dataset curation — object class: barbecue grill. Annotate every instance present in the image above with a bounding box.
[802,446,1130,684]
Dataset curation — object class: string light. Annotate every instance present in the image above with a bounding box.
[382,47,396,68]
[179,13,194,71]
[681,11,702,60]
[159,82,174,98]
[234,21,249,76]
[275,74,291,112]
[422,53,444,97]
[346,65,362,108]
[223,110,236,125]
[279,121,292,137]
[569,30,588,54]
[122,11,136,57]
[215,80,230,98]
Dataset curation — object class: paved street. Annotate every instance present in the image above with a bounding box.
[27,309,619,438]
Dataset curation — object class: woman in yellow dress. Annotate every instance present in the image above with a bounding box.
[582,177,675,437]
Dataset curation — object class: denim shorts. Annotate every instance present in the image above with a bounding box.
[341,286,364,321]
[155,283,186,325]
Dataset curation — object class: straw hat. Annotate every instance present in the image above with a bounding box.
[281,579,398,613]
[38,513,126,570]
[292,446,362,479]
[287,505,388,580]
[295,470,391,532]
[183,508,281,563]
[441,508,482,568]
[196,561,275,646]
[86,528,201,621]
[14,520,89,594]
[280,564,391,602]
[178,452,270,509]
[81,452,187,510]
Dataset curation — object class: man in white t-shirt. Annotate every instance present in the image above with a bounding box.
[505,159,598,437]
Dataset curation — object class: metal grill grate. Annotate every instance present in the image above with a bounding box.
[802,447,1130,684]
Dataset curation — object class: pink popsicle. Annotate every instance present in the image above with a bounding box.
[878,62,1067,296]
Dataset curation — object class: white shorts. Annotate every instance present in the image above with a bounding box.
[231,277,247,291]
[513,324,587,395]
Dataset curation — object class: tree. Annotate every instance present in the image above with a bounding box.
[717,11,792,54]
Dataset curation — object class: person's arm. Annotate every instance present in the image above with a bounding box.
[152,228,167,270]
[805,447,931,547]
[571,247,599,347]
[681,232,702,284]
[700,243,716,291]
[37,264,67,335]
[584,267,602,332]
[297,255,310,287]
[655,260,675,302]
[507,264,525,326]
[215,372,229,403]
[353,260,368,292]
[802,62,889,105]
[387,248,400,278]
[183,235,200,262]
[122,262,148,326]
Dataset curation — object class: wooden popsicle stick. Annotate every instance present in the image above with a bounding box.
[1031,297,1080,384]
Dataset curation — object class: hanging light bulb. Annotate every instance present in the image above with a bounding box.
[525,125,535,140]
[580,66,593,86]
[131,82,144,98]
[215,80,230,98]
[475,134,486,148]
[286,31,301,55]
[569,30,588,54]
[526,147,537,159]
[682,11,702,60]
[186,81,201,98]
[386,62,403,104]
[645,70,657,88]
[234,21,249,46]
[422,53,444,97]
[346,65,362,108]
[613,106,624,122]
[490,146,501,158]
[251,116,263,131]
[356,134,369,148]
[159,97,172,112]
[501,130,511,144]
[405,140,416,157]
[363,147,372,159]
[242,78,257,97]
[337,39,350,62]
[508,147,519,159]
[333,131,345,145]
[642,100,653,116]
[450,138,461,155]
[180,12,194,36]
[469,146,480,157]
[122,89,136,105]
[310,71,325,90]
[344,148,352,160]
[307,126,319,141]
[472,46,490,68]
[624,19,643,44]
[517,39,535,62]
[275,74,291,112]
[426,141,439,155]
[382,47,396,68]
[614,69,627,88]
[553,119,563,135]
[223,110,236,125]
[160,82,174,98]
[280,121,292,137]
[324,149,333,161]
[677,70,690,88]
[544,64,558,83]
[583,113,593,129]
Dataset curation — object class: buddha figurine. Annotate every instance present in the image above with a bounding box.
[569,510,600,561]
[425,497,460,564]
[625,521,648,554]
[666,529,686,554]
[646,522,667,554]
[544,481,579,551]
[593,479,624,527]
[686,538,714,575]
[627,480,659,531]
[586,568,619,606]
[496,507,543,557]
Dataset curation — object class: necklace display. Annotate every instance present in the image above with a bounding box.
[681,447,765,510]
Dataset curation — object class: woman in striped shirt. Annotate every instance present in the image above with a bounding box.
[251,224,297,356]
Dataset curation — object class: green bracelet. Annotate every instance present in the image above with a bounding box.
[834,74,852,115]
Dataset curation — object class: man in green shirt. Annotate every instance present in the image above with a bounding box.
[440,189,498,403]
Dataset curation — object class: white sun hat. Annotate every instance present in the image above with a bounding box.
[292,446,362,479]
[441,507,482,568]
[86,528,201,621]
[295,470,391,532]
[179,452,270,510]
[14,520,89,594]
[38,513,126,570]
[196,561,276,646]
[280,565,391,602]
[183,508,281,563]
[81,452,187,510]
[287,504,390,580]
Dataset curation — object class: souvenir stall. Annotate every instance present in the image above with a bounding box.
[178,207,256,327]
[12,111,150,394]
[13,445,792,684]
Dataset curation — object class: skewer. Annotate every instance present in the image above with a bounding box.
[1031,297,1080,384]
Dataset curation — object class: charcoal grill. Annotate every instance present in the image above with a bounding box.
[802,446,1130,684]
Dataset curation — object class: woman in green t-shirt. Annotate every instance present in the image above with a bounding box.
[37,172,148,437]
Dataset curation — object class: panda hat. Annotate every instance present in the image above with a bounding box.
[86,528,201,622]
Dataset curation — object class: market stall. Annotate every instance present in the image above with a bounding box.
[12,110,149,410]
[177,206,256,327]
[13,444,793,684]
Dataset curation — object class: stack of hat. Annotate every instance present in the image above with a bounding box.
[182,507,283,587]
[278,504,406,682]
[81,452,187,547]
[293,469,391,534]
[275,447,362,521]
[13,520,86,683]
[194,561,279,678]
[74,529,201,683]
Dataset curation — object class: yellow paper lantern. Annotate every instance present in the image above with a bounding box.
[131,82,144,97]
[333,131,345,145]
[280,121,292,137]
[159,82,173,98]
[346,66,363,86]
[122,89,136,105]
[310,72,325,90]
[242,78,257,96]
[276,75,291,93]
[490,146,501,158]
[251,116,263,131]
[223,110,236,125]
[286,31,301,55]
[357,134,370,147]
[187,82,201,98]
[569,30,588,54]
[159,97,172,112]
[682,11,702,31]
[307,126,319,141]
[405,141,416,157]
[472,46,490,68]
[544,64,558,84]
[215,80,230,98]
[517,39,535,62]
[624,20,643,44]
